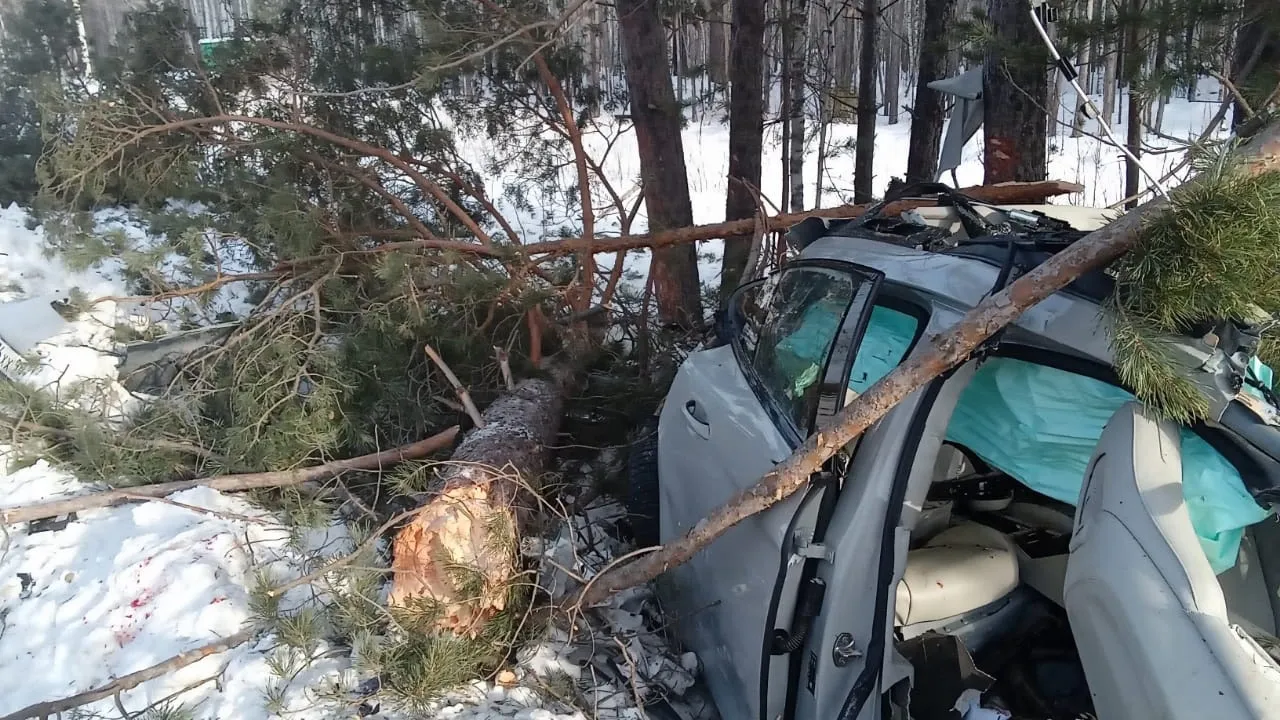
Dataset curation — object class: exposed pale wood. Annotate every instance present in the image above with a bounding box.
[388,365,575,635]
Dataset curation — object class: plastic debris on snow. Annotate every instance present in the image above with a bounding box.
[517,491,716,720]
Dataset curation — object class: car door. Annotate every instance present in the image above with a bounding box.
[657,260,882,720]
[1065,402,1280,719]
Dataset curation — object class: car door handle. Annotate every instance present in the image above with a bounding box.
[683,400,711,439]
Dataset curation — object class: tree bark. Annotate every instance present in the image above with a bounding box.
[708,0,730,85]
[0,427,461,525]
[1123,5,1143,209]
[787,0,809,211]
[905,0,957,183]
[1102,4,1119,124]
[616,0,704,329]
[1071,0,1096,138]
[273,181,1084,272]
[1122,0,1145,208]
[1232,0,1277,129]
[853,0,878,202]
[388,368,574,634]
[720,0,768,301]
[884,0,903,125]
[578,118,1280,607]
[983,0,1049,183]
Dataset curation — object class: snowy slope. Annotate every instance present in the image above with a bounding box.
[0,208,354,719]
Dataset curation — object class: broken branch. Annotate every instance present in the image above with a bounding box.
[0,627,257,720]
[425,344,485,428]
[0,426,460,525]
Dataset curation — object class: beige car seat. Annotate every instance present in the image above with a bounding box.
[895,521,1020,626]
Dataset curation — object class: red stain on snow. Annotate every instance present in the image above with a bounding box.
[210,595,227,604]
[129,589,154,609]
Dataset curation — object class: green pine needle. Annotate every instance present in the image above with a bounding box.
[1109,157,1280,421]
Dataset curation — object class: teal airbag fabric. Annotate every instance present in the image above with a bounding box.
[773,298,845,397]
[774,304,919,397]
[848,306,919,393]
[944,358,1270,574]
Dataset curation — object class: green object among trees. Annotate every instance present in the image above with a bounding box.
[198,37,232,65]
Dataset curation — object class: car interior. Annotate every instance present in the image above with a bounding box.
[891,393,1280,719]
[761,217,1280,718]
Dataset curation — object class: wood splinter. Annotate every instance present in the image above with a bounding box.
[425,343,485,428]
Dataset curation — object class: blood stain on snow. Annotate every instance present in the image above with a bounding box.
[129,589,155,609]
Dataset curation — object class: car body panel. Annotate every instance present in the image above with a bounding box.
[655,214,1280,720]
[800,236,1114,365]
[657,343,794,720]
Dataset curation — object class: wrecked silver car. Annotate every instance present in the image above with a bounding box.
[629,187,1280,720]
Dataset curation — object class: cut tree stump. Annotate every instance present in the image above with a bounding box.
[388,364,575,635]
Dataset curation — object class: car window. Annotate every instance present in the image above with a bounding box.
[748,266,858,432]
[847,304,920,396]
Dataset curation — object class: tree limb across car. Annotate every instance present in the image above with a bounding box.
[576,117,1280,608]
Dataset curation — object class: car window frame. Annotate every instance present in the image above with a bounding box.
[726,259,885,447]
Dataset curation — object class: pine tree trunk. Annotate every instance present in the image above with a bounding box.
[1150,2,1169,131]
[1102,4,1119,123]
[853,0,878,202]
[815,19,836,207]
[905,0,957,183]
[389,369,575,633]
[884,0,903,124]
[787,0,808,211]
[720,0,768,300]
[983,0,1049,183]
[1123,0,1143,208]
[709,0,730,85]
[834,3,857,92]
[779,0,793,208]
[616,0,704,329]
[1070,0,1094,137]
[1232,0,1277,129]
[577,118,1280,607]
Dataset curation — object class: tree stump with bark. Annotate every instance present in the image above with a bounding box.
[387,365,575,635]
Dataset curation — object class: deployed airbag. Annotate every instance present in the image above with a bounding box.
[944,358,1271,573]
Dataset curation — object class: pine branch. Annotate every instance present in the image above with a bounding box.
[0,426,460,525]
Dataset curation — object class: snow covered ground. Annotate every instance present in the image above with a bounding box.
[0,83,1230,719]
[0,206,702,720]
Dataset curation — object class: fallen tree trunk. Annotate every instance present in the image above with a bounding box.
[0,427,460,525]
[387,365,575,635]
[520,180,1083,257]
[578,120,1280,607]
[269,180,1083,274]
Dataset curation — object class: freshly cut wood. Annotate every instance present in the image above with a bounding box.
[0,427,460,525]
[578,120,1280,607]
[388,366,574,635]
